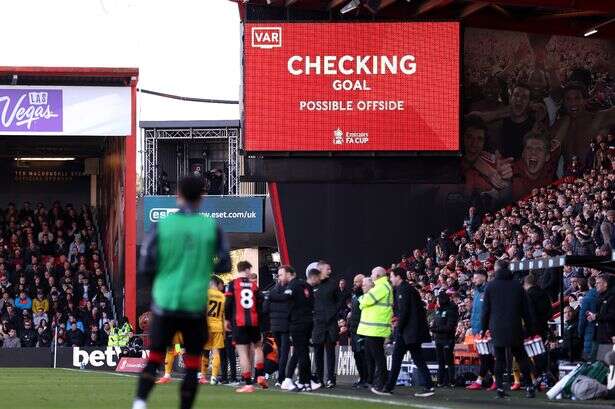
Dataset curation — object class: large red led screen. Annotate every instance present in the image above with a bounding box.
[242,22,460,152]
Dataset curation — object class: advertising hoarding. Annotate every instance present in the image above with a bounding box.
[0,86,131,136]
[143,195,265,234]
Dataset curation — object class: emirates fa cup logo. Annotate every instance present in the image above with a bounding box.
[333,128,344,145]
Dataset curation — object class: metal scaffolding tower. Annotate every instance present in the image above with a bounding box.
[141,121,241,195]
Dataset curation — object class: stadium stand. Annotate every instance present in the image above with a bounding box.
[376,163,615,373]
[0,201,117,348]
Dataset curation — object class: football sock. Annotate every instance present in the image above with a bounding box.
[164,349,176,376]
[255,362,264,378]
[201,351,210,377]
[212,350,221,378]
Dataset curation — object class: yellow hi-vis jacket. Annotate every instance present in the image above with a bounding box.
[357,276,393,338]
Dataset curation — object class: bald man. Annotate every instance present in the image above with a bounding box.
[357,267,393,395]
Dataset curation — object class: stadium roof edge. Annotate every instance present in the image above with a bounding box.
[0,66,139,77]
[0,66,139,86]
[139,120,240,129]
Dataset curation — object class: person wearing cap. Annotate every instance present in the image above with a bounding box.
[600,210,615,250]
[571,228,595,256]
[430,291,459,388]
[481,260,535,399]
[466,269,495,391]
[305,261,319,278]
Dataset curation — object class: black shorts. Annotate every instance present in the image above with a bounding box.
[149,312,207,356]
[232,326,261,345]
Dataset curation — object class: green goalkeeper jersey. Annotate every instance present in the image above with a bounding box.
[140,207,230,315]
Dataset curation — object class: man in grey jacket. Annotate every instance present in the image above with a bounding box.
[2,328,21,348]
[600,210,615,250]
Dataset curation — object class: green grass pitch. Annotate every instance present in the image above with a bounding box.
[0,368,405,409]
[4,368,613,409]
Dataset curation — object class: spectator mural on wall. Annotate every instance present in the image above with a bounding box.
[450,27,615,214]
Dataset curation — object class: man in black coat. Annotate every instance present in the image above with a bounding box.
[586,274,615,361]
[523,274,553,383]
[552,306,582,363]
[312,261,342,388]
[271,265,315,392]
[347,274,369,388]
[482,260,535,399]
[265,266,292,386]
[430,292,459,387]
[534,245,561,302]
[67,321,85,347]
[19,319,38,347]
[384,268,434,397]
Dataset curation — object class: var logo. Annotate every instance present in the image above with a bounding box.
[251,27,282,49]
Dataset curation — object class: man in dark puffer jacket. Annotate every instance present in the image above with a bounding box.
[523,274,553,385]
[312,261,342,388]
[482,260,535,399]
[586,274,615,362]
[430,292,459,387]
[265,268,292,385]
[348,274,369,388]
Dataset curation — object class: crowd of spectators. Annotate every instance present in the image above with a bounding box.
[0,201,115,349]
[159,167,226,196]
[381,165,615,368]
[293,165,612,393]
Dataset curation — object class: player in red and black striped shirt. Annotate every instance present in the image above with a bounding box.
[225,261,266,392]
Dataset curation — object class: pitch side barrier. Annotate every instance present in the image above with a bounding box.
[0,345,439,377]
[509,252,615,274]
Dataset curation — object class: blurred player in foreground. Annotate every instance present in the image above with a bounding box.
[132,176,231,409]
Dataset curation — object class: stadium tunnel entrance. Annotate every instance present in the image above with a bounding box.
[0,67,138,325]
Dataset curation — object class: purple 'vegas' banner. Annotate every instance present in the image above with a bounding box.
[0,89,63,132]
